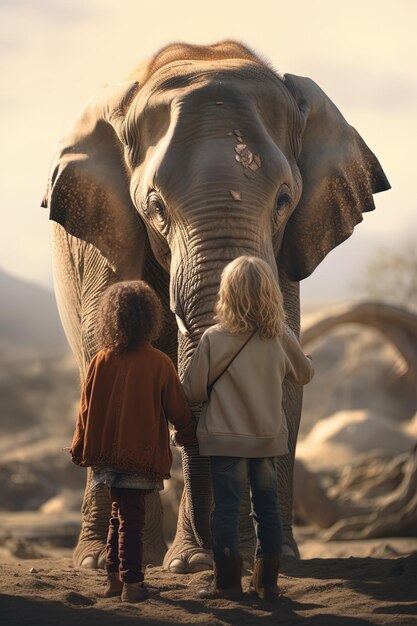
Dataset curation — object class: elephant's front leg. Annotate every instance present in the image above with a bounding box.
[163,444,213,573]
[73,468,111,568]
[278,271,303,558]
[53,227,170,569]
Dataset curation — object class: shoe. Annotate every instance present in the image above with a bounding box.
[104,572,123,598]
[198,552,243,599]
[121,581,150,603]
[249,554,280,602]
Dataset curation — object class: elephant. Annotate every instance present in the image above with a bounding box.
[42,41,390,572]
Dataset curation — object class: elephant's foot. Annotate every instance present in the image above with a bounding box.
[164,461,213,574]
[74,481,167,569]
[164,539,212,574]
[74,536,107,569]
[74,481,111,569]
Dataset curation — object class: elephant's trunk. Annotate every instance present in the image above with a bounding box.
[171,231,277,377]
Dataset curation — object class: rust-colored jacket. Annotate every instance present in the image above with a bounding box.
[70,344,195,479]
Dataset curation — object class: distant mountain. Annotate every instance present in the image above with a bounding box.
[0,268,69,354]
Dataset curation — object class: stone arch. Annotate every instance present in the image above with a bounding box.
[301,301,417,384]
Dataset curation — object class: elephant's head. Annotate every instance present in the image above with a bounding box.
[43,42,390,373]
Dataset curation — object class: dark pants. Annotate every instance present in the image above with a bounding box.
[210,456,282,558]
[106,487,146,583]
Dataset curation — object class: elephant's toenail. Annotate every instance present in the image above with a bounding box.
[168,558,187,574]
[188,553,213,573]
[80,556,96,569]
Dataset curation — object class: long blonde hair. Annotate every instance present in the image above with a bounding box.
[215,256,286,339]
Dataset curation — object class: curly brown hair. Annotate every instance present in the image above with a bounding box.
[97,281,163,353]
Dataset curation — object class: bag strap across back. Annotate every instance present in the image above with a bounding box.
[207,328,257,397]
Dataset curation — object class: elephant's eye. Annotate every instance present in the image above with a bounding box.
[276,186,292,214]
[144,191,167,226]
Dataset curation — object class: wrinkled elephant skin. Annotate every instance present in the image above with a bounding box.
[42,42,390,572]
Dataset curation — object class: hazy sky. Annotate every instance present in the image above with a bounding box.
[1,0,416,303]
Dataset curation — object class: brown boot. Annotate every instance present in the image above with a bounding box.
[104,572,123,597]
[198,552,243,599]
[121,581,150,603]
[249,555,280,602]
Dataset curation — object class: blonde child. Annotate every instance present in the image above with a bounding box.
[182,256,313,601]
[70,280,196,602]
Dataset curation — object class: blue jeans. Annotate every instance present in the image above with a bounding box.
[209,456,282,558]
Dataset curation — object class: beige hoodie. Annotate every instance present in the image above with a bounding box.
[182,323,314,458]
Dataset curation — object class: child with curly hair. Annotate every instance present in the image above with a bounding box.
[183,256,314,601]
[70,280,196,603]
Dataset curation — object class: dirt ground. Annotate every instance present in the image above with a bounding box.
[1,314,417,624]
[1,536,417,626]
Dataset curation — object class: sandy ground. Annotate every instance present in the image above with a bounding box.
[1,312,416,624]
[1,529,417,626]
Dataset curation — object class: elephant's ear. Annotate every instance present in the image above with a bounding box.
[280,74,391,281]
[41,81,146,279]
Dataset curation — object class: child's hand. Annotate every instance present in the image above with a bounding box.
[172,420,198,447]
[305,354,313,360]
